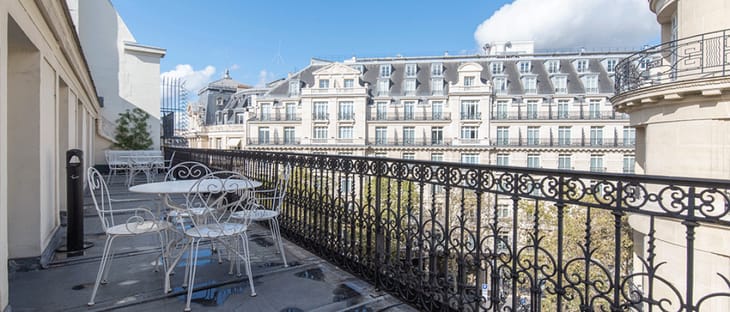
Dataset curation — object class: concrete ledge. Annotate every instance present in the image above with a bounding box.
[8,225,63,274]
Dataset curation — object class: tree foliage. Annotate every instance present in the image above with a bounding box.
[114,108,153,150]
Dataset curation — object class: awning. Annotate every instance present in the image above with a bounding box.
[227,138,241,148]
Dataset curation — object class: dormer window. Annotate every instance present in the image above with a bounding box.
[405,64,417,77]
[464,76,475,87]
[319,79,330,89]
[491,62,504,75]
[518,62,531,74]
[431,63,443,76]
[606,59,616,73]
[404,79,416,95]
[288,79,300,96]
[379,65,392,78]
[493,77,507,94]
[216,97,224,107]
[576,59,588,73]
[431,78,444,95]
[377,79,390,96]
[522,76,537,94]
[552,76,567,94]
[235,112,245,124]
[344,79,354,88]
[583,75,598,93]
[547,60,560,74]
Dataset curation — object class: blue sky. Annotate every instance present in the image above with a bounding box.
[111,0,658,94]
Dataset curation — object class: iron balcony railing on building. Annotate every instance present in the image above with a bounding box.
[247,137,301,146]
[460,112,482,120]
[249,113,302,122]
[615,28,730,95]
[367,137,453,146]
[492,137,635,148]
[166,147,730,312]
[312,113,330,121]
[492,111,629,121]
[368,112,452,122]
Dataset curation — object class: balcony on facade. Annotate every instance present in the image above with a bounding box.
[249,113,302,122]
[492,137,635,148]
[366,137,453,146]
[367,112,451,122]
[301,86,368,96]
[491,111,629,121]
[460,112,482,121]
[161,147,730,312]
[312,113,330,122]
[247,137,302,145]
[614,29,730,102]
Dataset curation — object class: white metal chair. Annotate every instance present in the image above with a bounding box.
[169,171,258,311]
[104,150,129,185]
[154,151,176,176]
[162,161,214,217]
[231,163,291,267]
[86,167,171,306]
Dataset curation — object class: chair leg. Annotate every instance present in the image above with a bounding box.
[156,231,168,274]
[88,235,115,306]
[185,238,201,312]
[271,218,288,267]
[101,248,116,284]
[240,233,257,297]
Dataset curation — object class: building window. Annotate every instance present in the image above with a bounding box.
[431,153,444,192]
[374,152,387,158]
[590,126,604,146]
[258,127,270,144]
[339,177,353,194]
[557,100,570,119]
[623,126,636,146]
[491,62,504,75]
[319,79,330,89]
[380,65,392,78]
[339,126,353,139]
[496,154,509,166]
[583,75,598,93]
[461,126,478,141]
[286,103,297,120]
[606,59,617,73]
[403,152,415,160]
[236,112,245,124]
[376,101,387,120]
[403,127,415,145]
[431,101,443,120]
[526,100,538,119]
[623,154,636,174]
[527,154,540,168]
[519,61,531,74]
[261,103,271,121]
[431,127,443,145]
[493,77,507,94]
[496,126,509,145]
[495,100,508,119]
[284,127,295,144]
[375,127,387,145]
[558,126,571,146]
[547,60,560,74]
[523,76,537,94]
[289,79,300,96]
[350,64,364,74]
[527,126,540,145]
[431,63,443,76]
[338,101,354,120]
[215,138,222,149]
[552,76,567,94]
[558,154,571,170]
[461,153,479,164]
[589,99,601,119]
[405,64,417,77]
[404,79,417,96]
[313,127,328,140]
[314,102,328,120]
[590,154,604,172]
[404,101,415,120]
[431,78,444,95]
[497,204,511,219]
[377,79,390,96]
[576,59,588,73]
[461,100,479,120]
[464,76,475,86]
[344,79,354,88]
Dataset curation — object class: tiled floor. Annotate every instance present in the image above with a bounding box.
[9,175,414,312]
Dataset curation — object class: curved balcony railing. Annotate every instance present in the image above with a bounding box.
[615,29,730,95]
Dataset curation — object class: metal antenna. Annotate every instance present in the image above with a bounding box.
[273,40,285,65]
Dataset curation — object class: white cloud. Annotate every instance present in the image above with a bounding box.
[230,64,240,71]
[160,64,216,94]
[256,69,275,88]
[474,0,659,51]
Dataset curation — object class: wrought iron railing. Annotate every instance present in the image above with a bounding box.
[166,147,730,312]
[615,29,730,94]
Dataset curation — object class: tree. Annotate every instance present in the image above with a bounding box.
[114,108,153,150]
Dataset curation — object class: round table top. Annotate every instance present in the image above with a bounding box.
[129,178,262,194]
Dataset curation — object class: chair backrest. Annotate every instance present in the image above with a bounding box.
[268,163,292,213]
[87,167,115,232]
[182,171,257,235]
[165,161,212,181]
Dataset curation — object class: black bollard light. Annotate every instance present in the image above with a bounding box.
[58,149,92,255]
